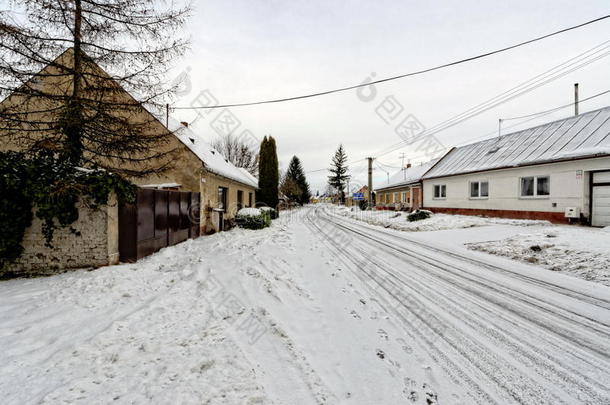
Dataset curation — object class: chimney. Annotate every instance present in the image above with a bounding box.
[180,121,189,127]
[574,83,579,116]
[406,163,412,168]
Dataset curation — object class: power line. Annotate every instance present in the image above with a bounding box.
[363,87,610,169]
[501,89,610,120]
[371,42,610,159]
[172,15,610,110]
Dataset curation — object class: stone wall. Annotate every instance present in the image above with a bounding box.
[6,196,119,277]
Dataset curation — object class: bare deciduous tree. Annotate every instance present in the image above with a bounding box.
[0,0,190,177]
[211,133,259,176]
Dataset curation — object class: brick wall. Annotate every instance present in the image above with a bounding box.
[425,206,568,223]
[6,196,119,277]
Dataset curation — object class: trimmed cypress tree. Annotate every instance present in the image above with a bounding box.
[285,156,311,205]
[257,136,279,208]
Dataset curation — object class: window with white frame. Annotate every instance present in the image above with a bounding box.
[393,192,398,203]
[520,176,550,197]
[401,192,407,203]
[433,184,446,199]
[470,180,489,198]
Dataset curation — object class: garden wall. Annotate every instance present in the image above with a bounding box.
[5,196,119,277]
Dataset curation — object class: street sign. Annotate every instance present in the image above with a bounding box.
[353,192,364,200]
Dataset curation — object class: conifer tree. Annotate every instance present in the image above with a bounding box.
[284,155,311,205]
[0,0,190,177]
[328,144,350,204]
[257,136,279,208]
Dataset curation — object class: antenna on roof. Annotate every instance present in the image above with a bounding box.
[498,118,503,137]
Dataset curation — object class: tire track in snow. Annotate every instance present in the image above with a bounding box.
[305,206,610,404]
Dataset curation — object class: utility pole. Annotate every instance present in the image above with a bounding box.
[574,83,579,116]
[399,152,406,168]
[498,118,503,137]
[367,157,374,209]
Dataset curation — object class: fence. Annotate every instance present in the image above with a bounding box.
[119,188,200,262]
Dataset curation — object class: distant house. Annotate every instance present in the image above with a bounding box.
[346,185,370,207]
[375,159,439,211]
[0,49,257,274]
[421,107,610,226]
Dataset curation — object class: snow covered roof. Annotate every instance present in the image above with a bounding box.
[376,159,440,191]
[424,106,610,179]
[168,118,258,188]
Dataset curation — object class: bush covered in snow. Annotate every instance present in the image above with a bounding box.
[259,206,278,219]
[407,209,432,222]
[235,208,271,229]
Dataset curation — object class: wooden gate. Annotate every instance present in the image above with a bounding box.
[119,188,200,262]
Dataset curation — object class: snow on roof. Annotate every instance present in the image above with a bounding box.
[168,118,258,188]
[424,106,610,179]
[238,167,259,185]
[376,159,440,191]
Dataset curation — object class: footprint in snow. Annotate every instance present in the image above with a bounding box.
[377,329,388,340]
[350,310,361,319]
[376,349,385,359]
[396,338,413,354]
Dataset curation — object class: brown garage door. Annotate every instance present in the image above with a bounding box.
[119,188,200,262]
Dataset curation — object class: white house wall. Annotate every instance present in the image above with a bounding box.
[423,156,610,217]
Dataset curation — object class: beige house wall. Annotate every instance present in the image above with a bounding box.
[376,185,415,209]
[0,49,257,274]
[201,172,256,233]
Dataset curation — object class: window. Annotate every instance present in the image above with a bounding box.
[470,181,489,198]
[393,192,398,203]
[520,176,550,197]
[536,177,550,196]
[218,187,228,211]
[433,184,446,199]
[401,192,407,203]
[237,190,244,210]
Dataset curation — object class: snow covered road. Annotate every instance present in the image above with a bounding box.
[307,206,610,404]
[1,205,609,404]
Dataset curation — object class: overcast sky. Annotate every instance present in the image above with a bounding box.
[169,0,610,194]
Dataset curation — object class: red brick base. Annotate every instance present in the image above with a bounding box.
[423,207,569,224]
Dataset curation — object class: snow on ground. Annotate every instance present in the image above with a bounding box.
[336,206,610,286]
[2,206,610,404]
[0,238,269,405]
[336,206,550,232]
[466,226,610,286]
[0,208,467,404]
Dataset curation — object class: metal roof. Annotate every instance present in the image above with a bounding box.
[376,158,439,191]
[423,106,610,179]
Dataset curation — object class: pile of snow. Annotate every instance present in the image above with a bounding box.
[466,226,610,286]
[259,206,274,212]
[337,208,549,232]
[237,207,262,217]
